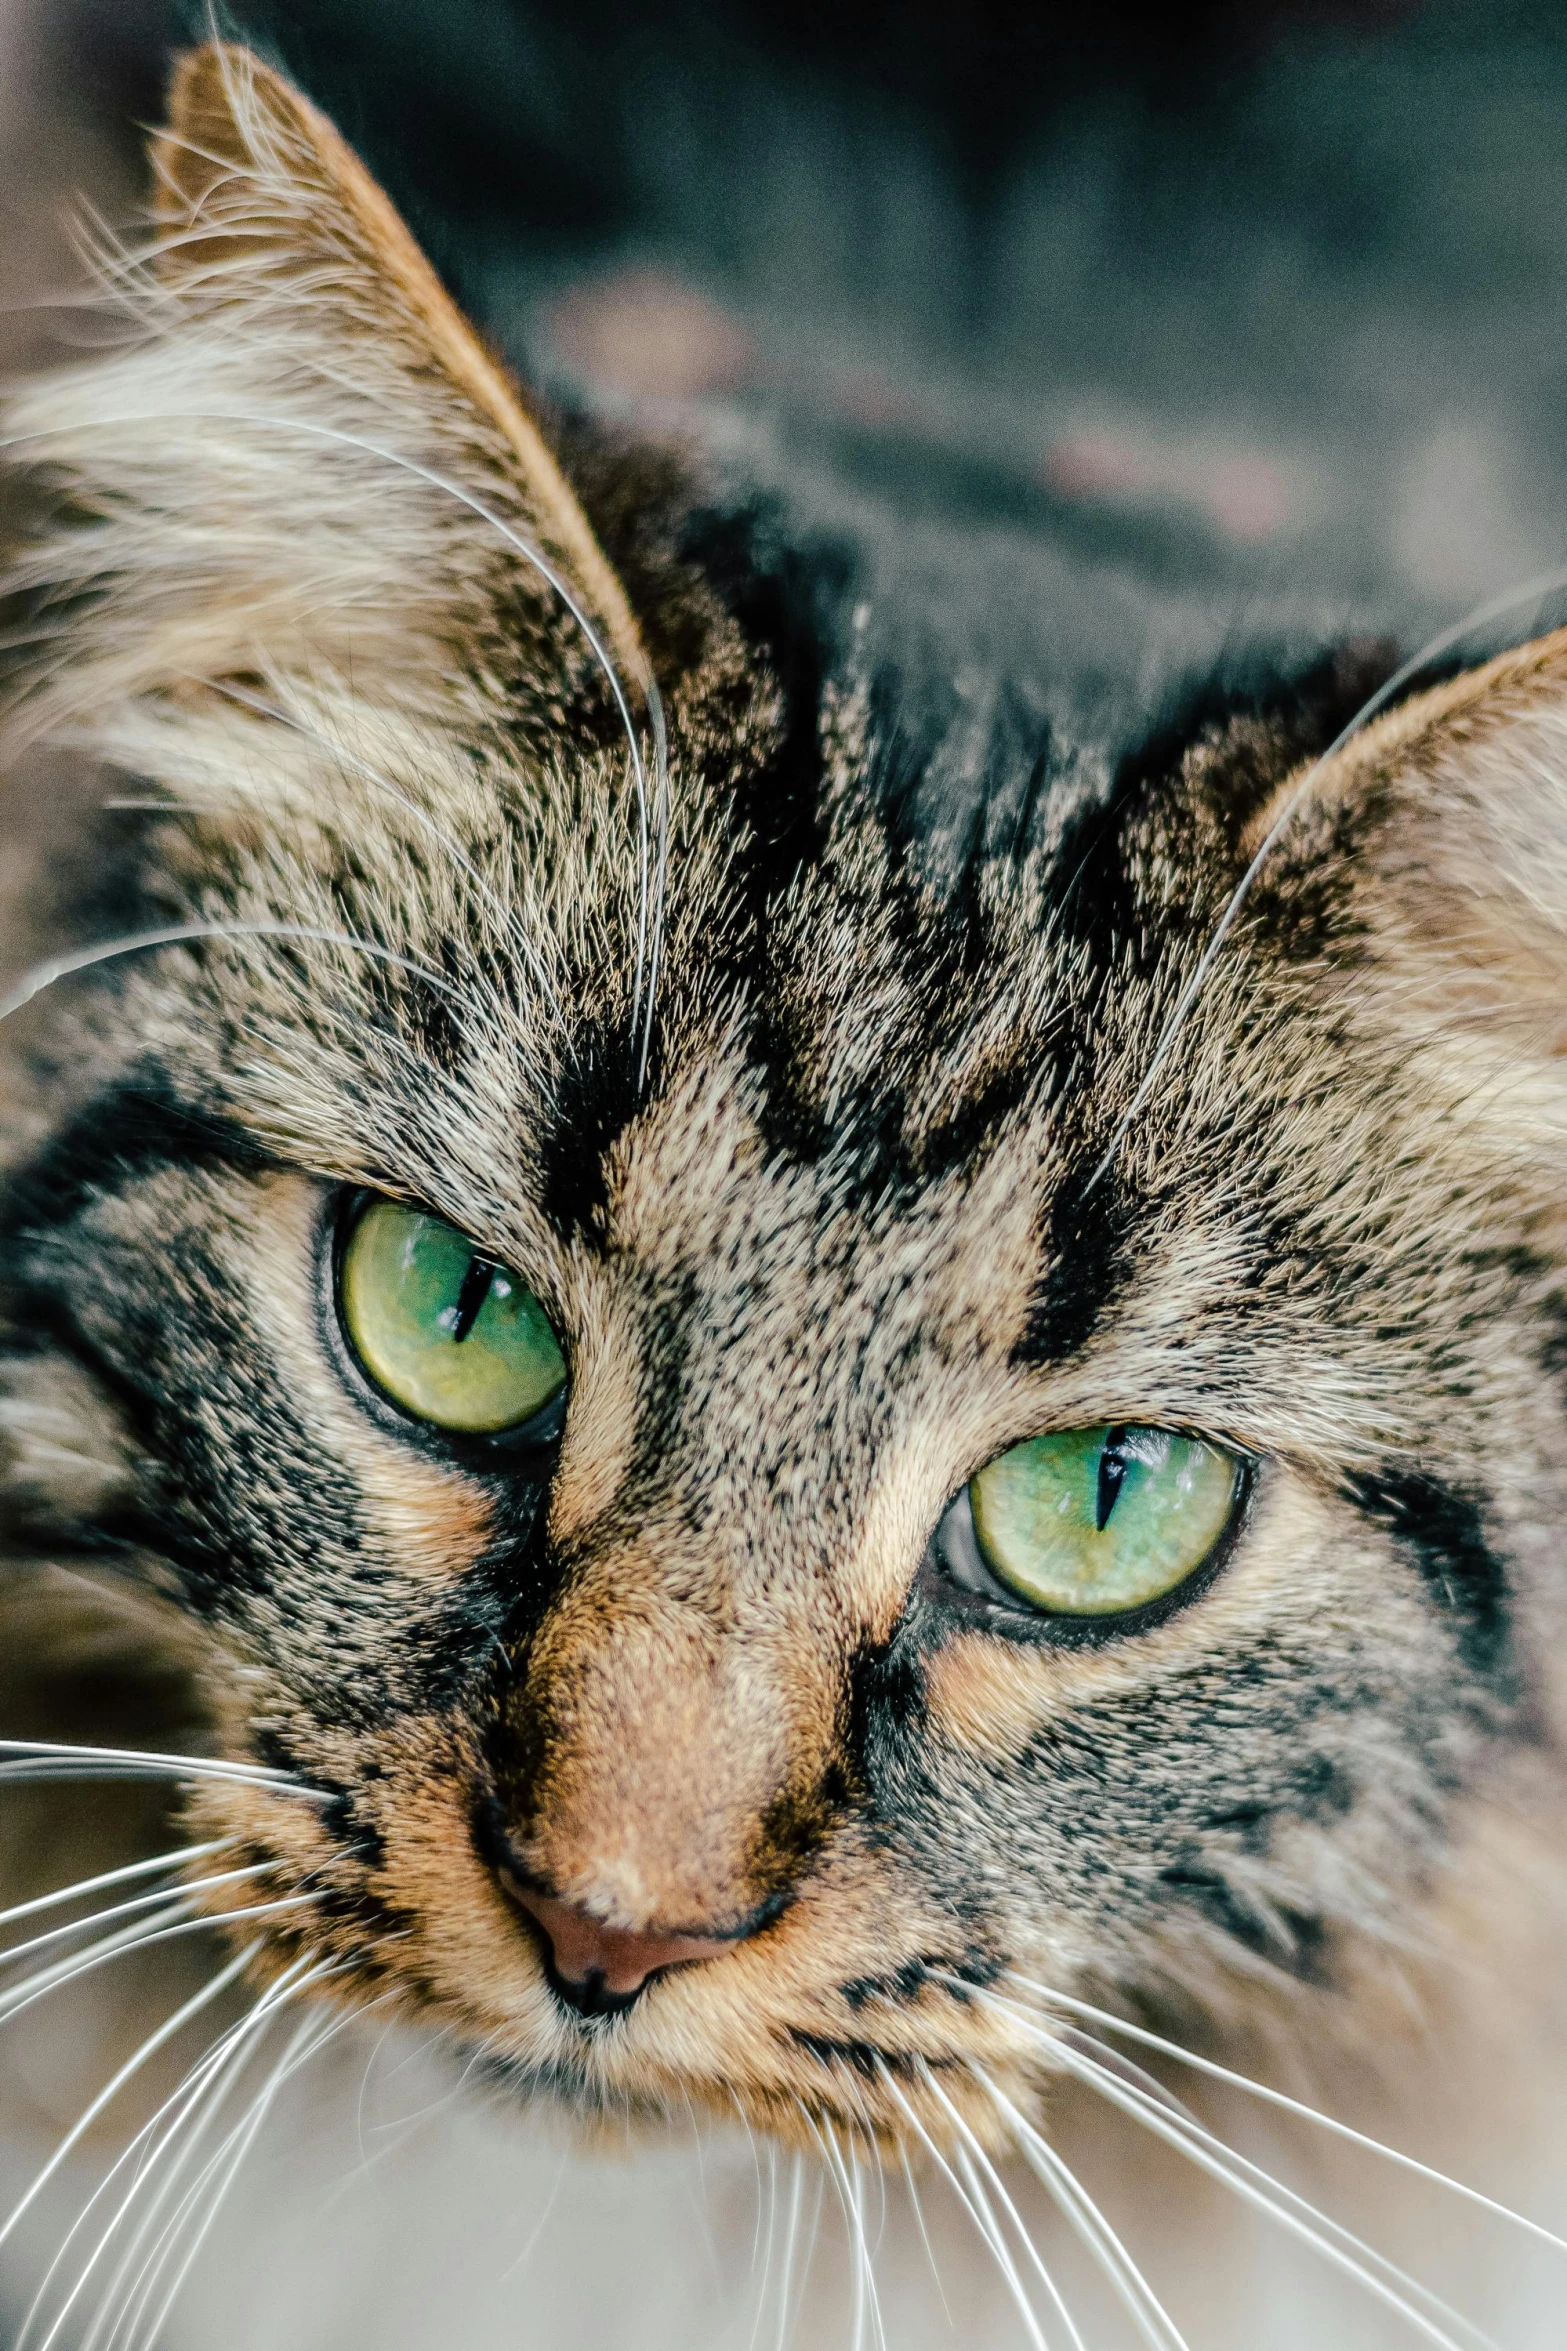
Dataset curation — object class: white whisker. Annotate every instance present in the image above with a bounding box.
[0,1904,198,2032]
[120,2005,346,2351]
[1057,2035,1498,2351]
[60,2019,268,2351]
[63,1946,350,2351]
[982,2074,1191,2351]
[0,1842,231,1936]
[21,1953,324,2351]
[757,2135,781,2295]
[802,2151,828,2340]
[0,1893,319,2039]
[896,2137,954,2322]
[28,2069,233,2351]
[0,1939,256,2263]
[772,2145,806,2351]
[0,1739,303,1791]
[847,2136,887,2351]
[1002,1969,1567,2257]
[351,2011,400,2165]
[491,2141,568,2288]
[747,2139,779,2351]
[637,683,671,1093]
[874,2062,1063,2351]
[742,2115,779,2351]
[865,2127,889,2266]
[957,2144,1074,2351]
[802,2113,861,2351]
[0,921,460,1036]
[920,2068,1086,2351]
[1050,2025,1202,2128]
[110,2069,289,2351]
[0,1862,278,1972]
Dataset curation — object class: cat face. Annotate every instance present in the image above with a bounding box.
[1,43,1564,2152]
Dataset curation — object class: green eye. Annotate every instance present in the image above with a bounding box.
[966,1424,1240,1617]
[339,1199,567,1435]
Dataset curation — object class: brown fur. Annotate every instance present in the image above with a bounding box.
[2,44,1567,2204]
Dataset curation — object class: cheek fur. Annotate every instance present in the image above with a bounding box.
[892,1463,1524,1990]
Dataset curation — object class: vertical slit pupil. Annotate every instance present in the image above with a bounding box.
[1095,1425,1128,1532]
[450,1254,497,1344]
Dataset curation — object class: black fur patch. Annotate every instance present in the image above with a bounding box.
[1017,1163,1141,1368]
[534,1022,642,1240]
[786,2029,962,2080]
[0,1073,269,1252]
[1344,1469,1511,1682]
[1157,1860,1330,1979]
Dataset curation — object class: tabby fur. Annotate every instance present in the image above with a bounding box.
[0,43,1564,2208]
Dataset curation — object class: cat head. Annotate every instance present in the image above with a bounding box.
[1,40,1565,2152]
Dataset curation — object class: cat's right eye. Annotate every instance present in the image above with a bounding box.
[337,1199,567,1436]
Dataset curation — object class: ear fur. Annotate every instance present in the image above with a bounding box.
[151,43,643,687]
[0,42,644,765]
[1253,625,1567,1177]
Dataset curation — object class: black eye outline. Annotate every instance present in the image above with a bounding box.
[924,1432,1254,1648]
[320,1188,569,1467]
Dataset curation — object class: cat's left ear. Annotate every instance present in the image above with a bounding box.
[1262,623,1567,1128]
[3,40,647,742]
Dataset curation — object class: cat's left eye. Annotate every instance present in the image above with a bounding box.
[337,1198,567,1437]
[936,1423,1242,1622]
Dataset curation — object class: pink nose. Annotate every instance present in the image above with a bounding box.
[502,1877,731,2014]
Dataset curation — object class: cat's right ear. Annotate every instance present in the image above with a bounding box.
[1,40,648,755]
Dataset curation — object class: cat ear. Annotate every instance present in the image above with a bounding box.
[1265,623,1567,1096]
[150,42,643,688]
[1,40,647,752]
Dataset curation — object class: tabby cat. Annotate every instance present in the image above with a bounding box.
[0,26,1565,2350]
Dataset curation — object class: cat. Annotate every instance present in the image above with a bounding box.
[0,19,1566,2349]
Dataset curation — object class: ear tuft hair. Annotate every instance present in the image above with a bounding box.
[0,41,645,775]
[149,42,642,685]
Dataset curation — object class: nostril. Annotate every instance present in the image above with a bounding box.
[498,1873,735,2016]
